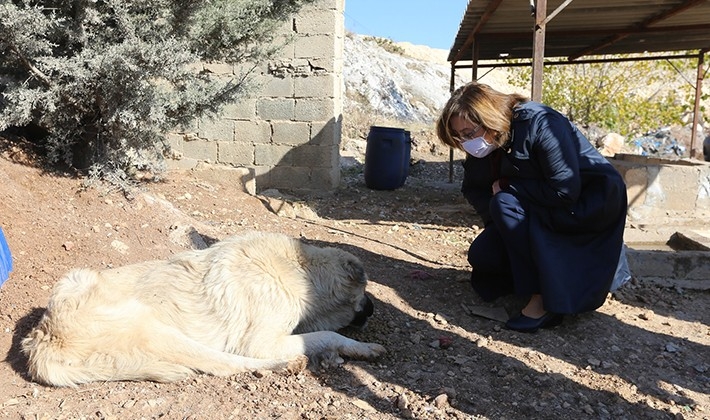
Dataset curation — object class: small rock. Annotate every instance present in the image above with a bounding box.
[351,399,376,412]
[665,343,680,353]
[433,393,448,408]
[252,370,271,378]
[438,335,453,349]
[110,240,128,254]
[396,393,409,410]
[62,241,74,251]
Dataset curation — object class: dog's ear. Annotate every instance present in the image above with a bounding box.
[345,257,367,285]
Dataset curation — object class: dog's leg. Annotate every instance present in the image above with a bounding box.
[263,332,386,362]
[140,329,308,380]
[164,343,307,377]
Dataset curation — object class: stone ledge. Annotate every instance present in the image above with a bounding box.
[627,249,710,290]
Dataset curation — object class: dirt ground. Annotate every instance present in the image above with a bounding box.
[0,134,709,420]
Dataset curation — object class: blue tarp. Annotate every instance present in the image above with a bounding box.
[0,227,11,287]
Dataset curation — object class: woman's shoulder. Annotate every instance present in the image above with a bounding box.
[512,101,559,121]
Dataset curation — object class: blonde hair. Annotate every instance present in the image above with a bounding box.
[436,82,528,150]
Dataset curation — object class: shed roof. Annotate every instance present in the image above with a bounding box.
[448,0,710,63]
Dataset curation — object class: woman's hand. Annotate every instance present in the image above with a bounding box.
[492,179,502,195]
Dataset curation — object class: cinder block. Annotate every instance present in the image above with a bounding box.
[192,163,256,195]
[222,99,257,120]
[166,157,199,170]
[257,98,295,120]
[218,141,254,166]
[272,121,311,146]
[294,34,335,58]
[295,9,337,35]
[253,165,272,191]
[660,165,699,211]
[260,74,295,98]
[314,0,340,10]
[182,139,218,162]
[234,120,271,144]
[311,120,341,146]
[698,172,710,207]
[288,145,335,167]
[306,56,336,73]
[310,166,340,189]
[198,118,234,141]
[295,74,335,98]
[255,144,294,166]
[268,166,312,189]
[624,167,648,209]
[295,98,335,121]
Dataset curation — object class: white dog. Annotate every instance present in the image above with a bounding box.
[22,231,385,387]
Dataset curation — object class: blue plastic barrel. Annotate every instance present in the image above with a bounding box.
[364,126,407,190]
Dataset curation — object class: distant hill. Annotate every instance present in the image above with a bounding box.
[342,33,515,127]
[341,33,516,159]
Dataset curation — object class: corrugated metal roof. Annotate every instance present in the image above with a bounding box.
[448,0,710,63]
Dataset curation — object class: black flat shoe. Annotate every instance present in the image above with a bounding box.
[505,312,563,333]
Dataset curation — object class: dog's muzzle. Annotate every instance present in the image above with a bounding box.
[349,294,374,328]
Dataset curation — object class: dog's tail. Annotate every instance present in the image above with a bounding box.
[21,269,109,387]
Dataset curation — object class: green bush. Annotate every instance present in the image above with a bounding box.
[0,0,313,179]
[506,54,706,137]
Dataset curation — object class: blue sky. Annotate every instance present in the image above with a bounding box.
[344,0,469,50]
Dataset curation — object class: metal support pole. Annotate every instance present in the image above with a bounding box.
[449,62,456,183]
[690,50,706,159]
[531,0,547,101]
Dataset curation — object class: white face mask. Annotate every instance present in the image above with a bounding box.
[462,137,496,158]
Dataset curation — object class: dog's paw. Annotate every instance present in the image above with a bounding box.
[284,355,308,375]
[312,350,344,369]
[364,342,386,358]
[342,342,386,360]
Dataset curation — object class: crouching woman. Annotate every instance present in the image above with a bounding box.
[436,82,628,333]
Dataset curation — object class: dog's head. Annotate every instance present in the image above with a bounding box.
[293,245,376,334]
[348,292,374,329]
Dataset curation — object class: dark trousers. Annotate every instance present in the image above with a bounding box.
[467,192,539,301]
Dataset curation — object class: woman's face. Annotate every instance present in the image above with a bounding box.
[450,115,493,144]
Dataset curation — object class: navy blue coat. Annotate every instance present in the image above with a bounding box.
[462,101,627,314]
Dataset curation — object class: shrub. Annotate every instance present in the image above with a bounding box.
[364,36,405,56]
[0,0,313,178]
[506,54,704,137]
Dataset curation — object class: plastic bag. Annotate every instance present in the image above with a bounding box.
[610,244,631,292]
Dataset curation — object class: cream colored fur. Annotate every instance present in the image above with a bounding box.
[21,231,385,387]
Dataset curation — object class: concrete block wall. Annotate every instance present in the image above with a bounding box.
[167,0,345,193]
[610,154,710,224]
